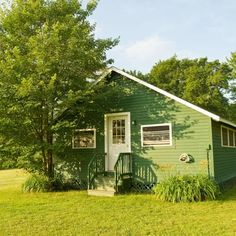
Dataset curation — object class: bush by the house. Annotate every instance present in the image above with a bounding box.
[22,173,50,192]
[153,174,221,202]
[22,172,81,192]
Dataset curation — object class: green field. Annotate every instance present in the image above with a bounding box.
[0,169,236,236]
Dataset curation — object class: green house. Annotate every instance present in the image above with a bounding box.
[67,67,236,195]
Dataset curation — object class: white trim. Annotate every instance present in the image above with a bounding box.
[104,112,131,171]
[219,118,236,128]
[72,128,96,149]
[101,66,236,129]
[104,115,108,154]
[221,125,236,148]
[141,123,172,147]
[104,112,131,152]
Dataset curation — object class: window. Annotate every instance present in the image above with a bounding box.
[221,126,236,148]
[112,119,125,144]
[234,132,236,147]
[72,129,96,149]
[141,123,172,147]
[229,130,234,147]
[222,127,228,146]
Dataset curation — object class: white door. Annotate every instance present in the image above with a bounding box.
[106,113,131,171]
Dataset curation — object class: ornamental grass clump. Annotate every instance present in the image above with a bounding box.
[22,173,50,192]
[153,174,220,202]
[22,172,70,192]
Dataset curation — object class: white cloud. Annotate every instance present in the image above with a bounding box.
[125,36,174,61]
[109,36,176,72]
[107,35,205,72]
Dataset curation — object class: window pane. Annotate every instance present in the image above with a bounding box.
[112,119,125,144]
[117,120,120,126]
[229,130,234,147]
[234,132,236,147]
[121,119,125,127]
[142,125,170,146]
[222,127,228,146]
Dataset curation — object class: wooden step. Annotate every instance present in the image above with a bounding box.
[96,185,115,191]
[94,176,115,190]
[87,189,116,197]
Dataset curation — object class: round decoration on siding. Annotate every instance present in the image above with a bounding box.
[179,153,194,163]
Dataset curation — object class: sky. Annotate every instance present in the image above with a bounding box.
[86,0,236,73]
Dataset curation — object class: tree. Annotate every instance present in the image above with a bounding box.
[0,0,118,178]
[149,56,232,116]
[227,52,236,122]
[124,69,148,81]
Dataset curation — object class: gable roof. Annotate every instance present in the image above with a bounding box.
[101,66,236,128]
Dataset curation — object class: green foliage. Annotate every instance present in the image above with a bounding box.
[228,103,236,123]
[228,51,236,77]
[22,171,82,192]
[22,171,65,192]
[0,156,17,170]
[22,173,50,192]
[149,56,232,116]
[153,175,221,202]
[125,69,149,81]
[227,52,236,122]
[0,0,118,177]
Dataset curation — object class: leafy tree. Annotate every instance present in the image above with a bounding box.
[0,0,118,178]
[227,52,236,122]
[124,70,148,81]
[149,56,232,115]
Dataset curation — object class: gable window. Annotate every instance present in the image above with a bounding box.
[141,123,172,147]
[72,129,96,149]
[221,126,236,148]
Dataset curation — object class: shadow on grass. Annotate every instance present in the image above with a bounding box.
[219,185,236,201]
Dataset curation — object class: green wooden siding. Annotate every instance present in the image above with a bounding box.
[212,120,236,183]
[114,76,214,183]
[71,73,214,185]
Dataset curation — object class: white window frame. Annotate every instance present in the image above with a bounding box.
[141,123,172,147]
[72,128,96,149]
[221,125,236,148]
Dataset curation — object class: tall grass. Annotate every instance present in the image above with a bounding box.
[22,173,50,192]
[153,174,221,202]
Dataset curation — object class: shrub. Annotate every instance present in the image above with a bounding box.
[49,173,64,191]
[22,173,50,192]
[153,174,220,202]
[22,172,79,192]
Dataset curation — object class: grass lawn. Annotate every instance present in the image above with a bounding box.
[0,170,236,236]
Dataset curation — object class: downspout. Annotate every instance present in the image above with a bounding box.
[206,144,211,178]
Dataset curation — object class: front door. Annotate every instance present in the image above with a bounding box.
[106,113,131,171]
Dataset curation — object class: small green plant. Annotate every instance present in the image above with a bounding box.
[153,174,220,202]
[22,173,50,192]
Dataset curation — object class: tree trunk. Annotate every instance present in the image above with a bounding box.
[46,131,54,179]
[41,101,54,179]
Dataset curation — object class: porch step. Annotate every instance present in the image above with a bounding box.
[94,175,115,191]
[87,189,115,197]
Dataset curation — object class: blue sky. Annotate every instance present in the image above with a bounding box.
[87,0,236,72]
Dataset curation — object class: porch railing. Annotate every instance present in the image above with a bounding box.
[87,153,105,189]
[114,153,132,192]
